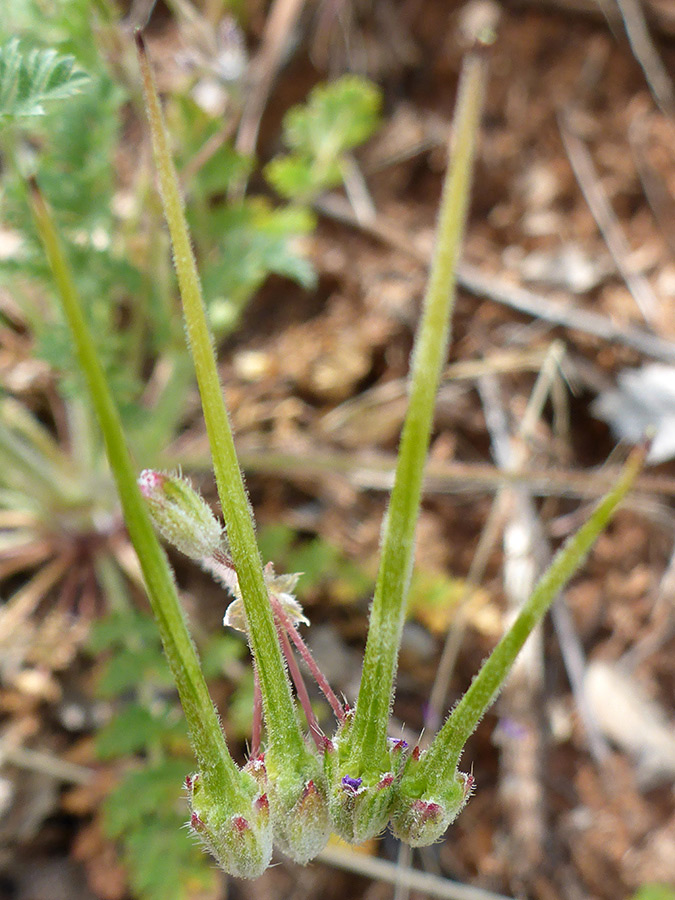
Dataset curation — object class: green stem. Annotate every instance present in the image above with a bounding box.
[135,33,306,761]
[348,51,487,772]
[420,444,647,783]
[29,180,246,803]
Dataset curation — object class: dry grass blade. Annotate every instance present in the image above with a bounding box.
[235,0,307,163]
[615,0,675,117]
[318,844,515,900]
[558,109,661,327]
[314,193,675,362]
[0,555,71,638]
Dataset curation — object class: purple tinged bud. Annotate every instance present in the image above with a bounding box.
[185,773,198,792]
[329,769,396,844]
[190,811,206,832]
[232,815,249,833]
[138,469,224,560]
[414,799,442,822]
[391,761,471,847]
[187,767,272,879]
[264,752,331,865]
[463,773,475,799]
[324,713,402,844]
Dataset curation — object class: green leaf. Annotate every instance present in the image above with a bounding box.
[191,141,253,197]
[171,94,253,198]
[124,819,217,900]
[226,669,255,739]
[282,75,382,155]
[0,0,108,70]
[632,887,675,900]
[200,633,246,680]
[88,610,162,654]
[103,757,191,838]
[0,38,90,119]
[96,703,188,759]
[258,526,373,602]
[104,759,217,900]
[200,199,316,334]
[265,152,341,200]
[265,75,382,201]
[257,523,296,562]
[33,75,124,223]
[96,644,174,698]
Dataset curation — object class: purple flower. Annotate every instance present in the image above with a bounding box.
[341,775,363,793]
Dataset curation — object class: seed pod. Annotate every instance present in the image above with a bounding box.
[264,748,331,864]
[185,768,272,879]
[389,747,473,846]
[324,713,405,844]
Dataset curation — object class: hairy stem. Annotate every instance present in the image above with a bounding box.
[135,32,306,761]
[348,50,488,772]
[420,444,647,784]
[29,181,246,802]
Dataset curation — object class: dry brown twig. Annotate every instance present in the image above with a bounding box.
[558,109,661,327]
[424,342,568,737]
[615,0,675,117]
[478,372,547,890]
[628,111,675,259]
[175,439,675,504]
[317,844,515,900]
[314,192,675,363]
[234,0,307,168]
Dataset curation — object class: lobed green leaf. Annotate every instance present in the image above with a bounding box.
[96,704,188,759]
[0,38,90,119]
[282,75,381,156]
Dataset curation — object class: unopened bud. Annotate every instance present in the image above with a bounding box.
[390,750,472,846]
[265,749,331,864]
[185,767,272,878]
[328,769,396,844]
[324,714,404,844]
[138,470,224,560]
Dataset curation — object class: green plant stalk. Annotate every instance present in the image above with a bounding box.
[419,443,647,784]
[29,180,247,804]
[135,33,305,761]
[347,51,487,773]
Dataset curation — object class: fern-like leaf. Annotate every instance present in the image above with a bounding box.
[282,75,382,156]
[0,38,90,119]
[265,75,382,201]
